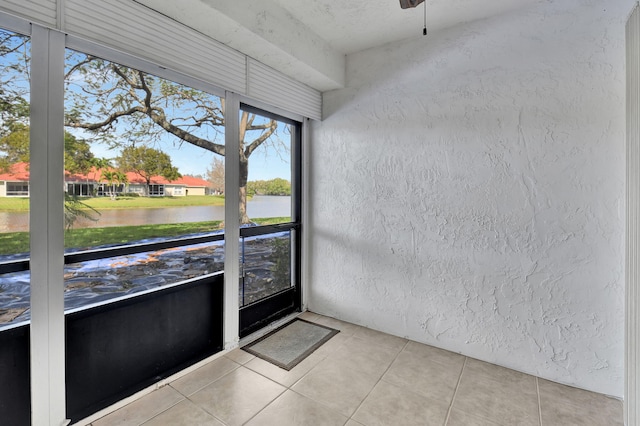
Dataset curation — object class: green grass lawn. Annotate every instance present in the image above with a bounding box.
[0,197,30,211]
[0,195,226,212]
[0,217,291,255]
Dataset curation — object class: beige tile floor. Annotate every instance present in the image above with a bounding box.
[90,312,622,426]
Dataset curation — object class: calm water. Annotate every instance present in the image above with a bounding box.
[0,195,291,232]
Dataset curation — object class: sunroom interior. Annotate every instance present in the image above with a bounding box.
[1,0,640,424]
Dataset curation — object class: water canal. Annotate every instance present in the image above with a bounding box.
[0,195,292,232]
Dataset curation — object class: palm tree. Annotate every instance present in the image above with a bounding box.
[113,170,128,196]
[101,170,116,200]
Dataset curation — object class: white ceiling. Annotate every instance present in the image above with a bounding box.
[135,0,543,91]
[271,0,542,55]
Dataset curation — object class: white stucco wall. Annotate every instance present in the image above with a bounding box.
[309,0,634,397]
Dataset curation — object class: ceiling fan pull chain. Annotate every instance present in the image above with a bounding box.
[423,0,427,36]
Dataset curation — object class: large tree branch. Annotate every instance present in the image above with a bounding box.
[67,59,230,157]
[139,71,153,106]
[111,65,144,90]
[135,70,225,155]
[247,123,274,131]
[147,108,225,156]
[64,56,95,80]
[65,106,145,130]
[244,119,277,157]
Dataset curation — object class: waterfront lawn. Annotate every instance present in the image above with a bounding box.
[80,195,225,210]
[0,217,292,255]
[63,221,225,250]
[0,195,226,212]
[0,197,29,211]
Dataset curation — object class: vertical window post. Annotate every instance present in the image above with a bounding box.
[30,25,67,425]
[224,91,240,348]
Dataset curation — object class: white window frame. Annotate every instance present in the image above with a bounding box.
[0,8,310,424]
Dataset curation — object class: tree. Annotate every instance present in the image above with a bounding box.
[0,126,95,174]
[100,169,128,199]
[0,30,30,140]
[64,53,280,223]
[64,132,95,175]
[247,178,291,196]
[0,29,99,229]
[206,156,225,195]
[118,145,180,196]
[100,170,115,199]
[114,170,128,194]
[0,123,28,171]
[266,178,291,196]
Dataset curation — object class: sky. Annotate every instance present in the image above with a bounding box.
[83,120,292,182]
[0,28,293,183]
[64,54,295,183]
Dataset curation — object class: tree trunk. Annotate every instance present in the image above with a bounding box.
[239,155,250,224]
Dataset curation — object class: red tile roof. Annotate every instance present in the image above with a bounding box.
[0,162,30,181]
[1,162,210,187]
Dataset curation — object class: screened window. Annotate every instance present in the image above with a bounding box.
[148,184,165,196]
[6,182,29,196]
[0,28,31,329]
[62,48,226,310]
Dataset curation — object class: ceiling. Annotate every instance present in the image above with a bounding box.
[135,0,543,91]
[270,0,542,55]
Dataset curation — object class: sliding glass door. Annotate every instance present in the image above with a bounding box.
[238,104,302,337]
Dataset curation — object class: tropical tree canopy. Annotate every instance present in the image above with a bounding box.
[63,52,280,222]
[0,126,95,174]
[0,30,29,139]
[118,145,180,195]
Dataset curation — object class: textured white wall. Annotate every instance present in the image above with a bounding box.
[309,0,633,397]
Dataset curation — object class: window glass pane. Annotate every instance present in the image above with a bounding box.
[238,107,300,310]
[63,49,225,310]
[0,28,30,327]
[239,108,293,225]
[240,231,291,307]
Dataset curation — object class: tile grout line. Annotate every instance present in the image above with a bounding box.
[239,384,288,426]
[134,388,185,426]
[158,360,250,426]
[172,358,242,399]
[536,377,543,426]
[172,364,243,426]
[346,338,410,422]
[240,320,346,390]
[244,345,331,390]
[188,390,233,426]
[287,387,355,424]
[285,320,353,389]
[444,356,467,425]
[238,320,352,424]
[174,391,229,426]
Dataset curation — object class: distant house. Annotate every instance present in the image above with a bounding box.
[0,162,211,197]
[0,162,30,197]
[174,175,210,196]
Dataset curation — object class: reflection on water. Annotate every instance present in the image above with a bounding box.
[73,205,226,229]
[247,195,292,219]
[0,195,291,232]
[0,211,29,233]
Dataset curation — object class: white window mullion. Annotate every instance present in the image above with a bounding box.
[223,91,240,349]
[30,24,67,426]
[301,117,310,311]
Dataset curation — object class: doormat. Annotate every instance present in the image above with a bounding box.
[242,319,339,370]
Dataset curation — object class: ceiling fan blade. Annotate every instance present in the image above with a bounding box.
[399,0,425,9]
